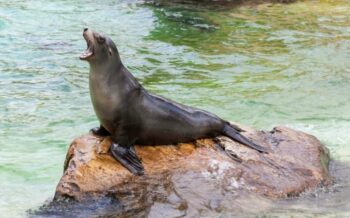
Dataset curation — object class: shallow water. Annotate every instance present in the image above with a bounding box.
[0,0,349,217]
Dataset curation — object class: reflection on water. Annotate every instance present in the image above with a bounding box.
[0,0,349,217]
[267,161,350,217]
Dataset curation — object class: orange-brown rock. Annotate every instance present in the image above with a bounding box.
[53,124,331,217]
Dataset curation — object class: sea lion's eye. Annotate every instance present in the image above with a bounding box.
[97,35,105,44]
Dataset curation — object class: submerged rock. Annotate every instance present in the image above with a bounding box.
[52,123,330,217]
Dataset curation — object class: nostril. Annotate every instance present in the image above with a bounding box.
[83,28,88,32]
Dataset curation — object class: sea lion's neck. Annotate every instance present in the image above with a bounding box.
[89,58,141,91]
[89,58,122,77]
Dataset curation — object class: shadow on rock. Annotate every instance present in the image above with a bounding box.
[29,195,123,218]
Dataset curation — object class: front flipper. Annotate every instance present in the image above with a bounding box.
[110,142,144,175]
[90,125,111,137]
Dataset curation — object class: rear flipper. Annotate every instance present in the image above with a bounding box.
[229,123,245,132]
[214,142,243,163]
[110,142,145,175]
[222,123,268,153]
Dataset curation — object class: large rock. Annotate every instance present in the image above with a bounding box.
[53,124,330,217]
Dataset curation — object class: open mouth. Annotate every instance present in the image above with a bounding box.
[80,34,94,60]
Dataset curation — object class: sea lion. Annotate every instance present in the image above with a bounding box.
[80,28,267,175]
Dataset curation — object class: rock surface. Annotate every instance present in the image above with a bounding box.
[53,123,331,217]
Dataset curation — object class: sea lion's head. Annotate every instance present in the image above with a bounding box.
[80,28,119,64]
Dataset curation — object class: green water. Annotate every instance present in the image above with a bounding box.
[0,0,349,217]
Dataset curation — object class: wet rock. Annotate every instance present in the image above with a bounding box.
[53,123,330,217]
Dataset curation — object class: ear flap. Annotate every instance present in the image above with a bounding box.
[109,48,113,56]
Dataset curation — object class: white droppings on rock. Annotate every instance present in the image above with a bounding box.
[230,178,240,189]
[202,159,234,180]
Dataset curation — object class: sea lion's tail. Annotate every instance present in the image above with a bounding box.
[222,123,268,153]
